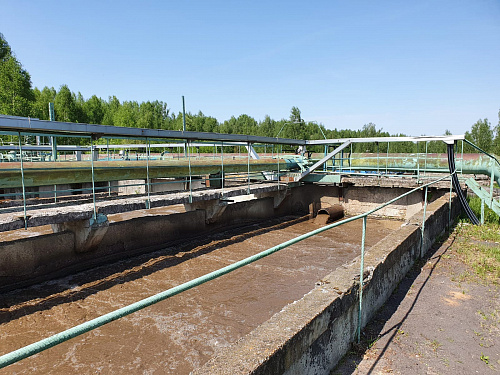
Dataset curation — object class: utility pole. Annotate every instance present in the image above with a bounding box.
[182,96,187,157]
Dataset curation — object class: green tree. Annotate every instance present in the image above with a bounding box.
[54,84,78,122]
[235,114,258,135]
[74,92,87,123]
[286,106,306,139]
[0,33,34,116]
[32,86,56,120]
[0,33,12,60]
[137,100,170,129]
[84,95,105,125]
[220,116,236,134]
[290,106,302,123]
[113,100,138,127]
[493,110,500,156]
[465,118,493,152]
[258,115,275,137]
[102,96,120,125]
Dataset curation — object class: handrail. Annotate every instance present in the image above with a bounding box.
[0,173,454,369]
[463,139,500,168]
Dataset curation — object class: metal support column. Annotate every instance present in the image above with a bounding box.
[18,132,28,230]
[146,138,151,209]
[90,137,97,220]
[386,142,389,174]
[421,186,428,257]
[247,142,251,194]
[481,198,485,225]
[182,96,187,158]
[449,179,453,233]
[187,141,193,203]
[424,141,428,177]
[490,169,495,207]
[221,142,225,196]
[277,144,281,185]
[460,140,464,174]
[357,216,367,343]
[416,142,420,182]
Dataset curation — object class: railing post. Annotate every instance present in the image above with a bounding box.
[323,144,327,171]
[460,140,464,174]
[187,141,193,203]
[221,142,225,195]
[424,141,428,177]
[220,142,225,195]
[481,198,485,225]
[376,141,380,176]
[490,169,495,207]
[90,136,97,220]
[357,216,367,343]
[18,132,28,230]
[340,149,344,174]
[90,135,97,220]
[350,143,353,169]
[449,178,453,233]
[146,137,151,209]
[416,142,420,183]
[247,142,251,194]
[386,142,389,175]
[421,186,428,257]
[277,144,281,186]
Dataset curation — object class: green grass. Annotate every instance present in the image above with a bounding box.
[467,196,500,224]
[452,222,500,284]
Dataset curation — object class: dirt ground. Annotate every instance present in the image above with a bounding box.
[333,230,500,375]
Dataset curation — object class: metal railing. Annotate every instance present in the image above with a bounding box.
[321,140,466,182]
[0,129,302,230]
[0,172,455,369]
[462,139,500,223]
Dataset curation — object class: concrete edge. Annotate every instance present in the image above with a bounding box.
[0,183,284,231]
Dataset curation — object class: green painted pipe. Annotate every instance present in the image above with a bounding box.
[0,158,300,189]
[0,173,453,369]
[339,153,500,186]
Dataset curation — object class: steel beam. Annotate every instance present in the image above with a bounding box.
[299,141,351,180]
[0,116,465,147]
[0,115,305,146]
[306,135,465,145]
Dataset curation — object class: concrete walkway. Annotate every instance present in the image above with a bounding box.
[333,230,499,374]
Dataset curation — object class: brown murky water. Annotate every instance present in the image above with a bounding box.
[0,215,401,374]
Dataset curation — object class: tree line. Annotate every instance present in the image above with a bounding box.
[1,32,499,155]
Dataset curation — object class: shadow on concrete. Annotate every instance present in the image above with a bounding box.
[333,227,456,374]
[0,215,307,324]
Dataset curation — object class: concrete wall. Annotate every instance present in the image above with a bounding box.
[0,184,327,291]
[109,178,205,195]
[0,183,455,301]
[343,186,447,220]
[193,194,461,375]
[345,186,417,219]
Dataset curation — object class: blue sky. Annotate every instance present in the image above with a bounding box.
[1,0,499,136]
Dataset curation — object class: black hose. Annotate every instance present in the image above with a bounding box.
[447,143,479,225]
